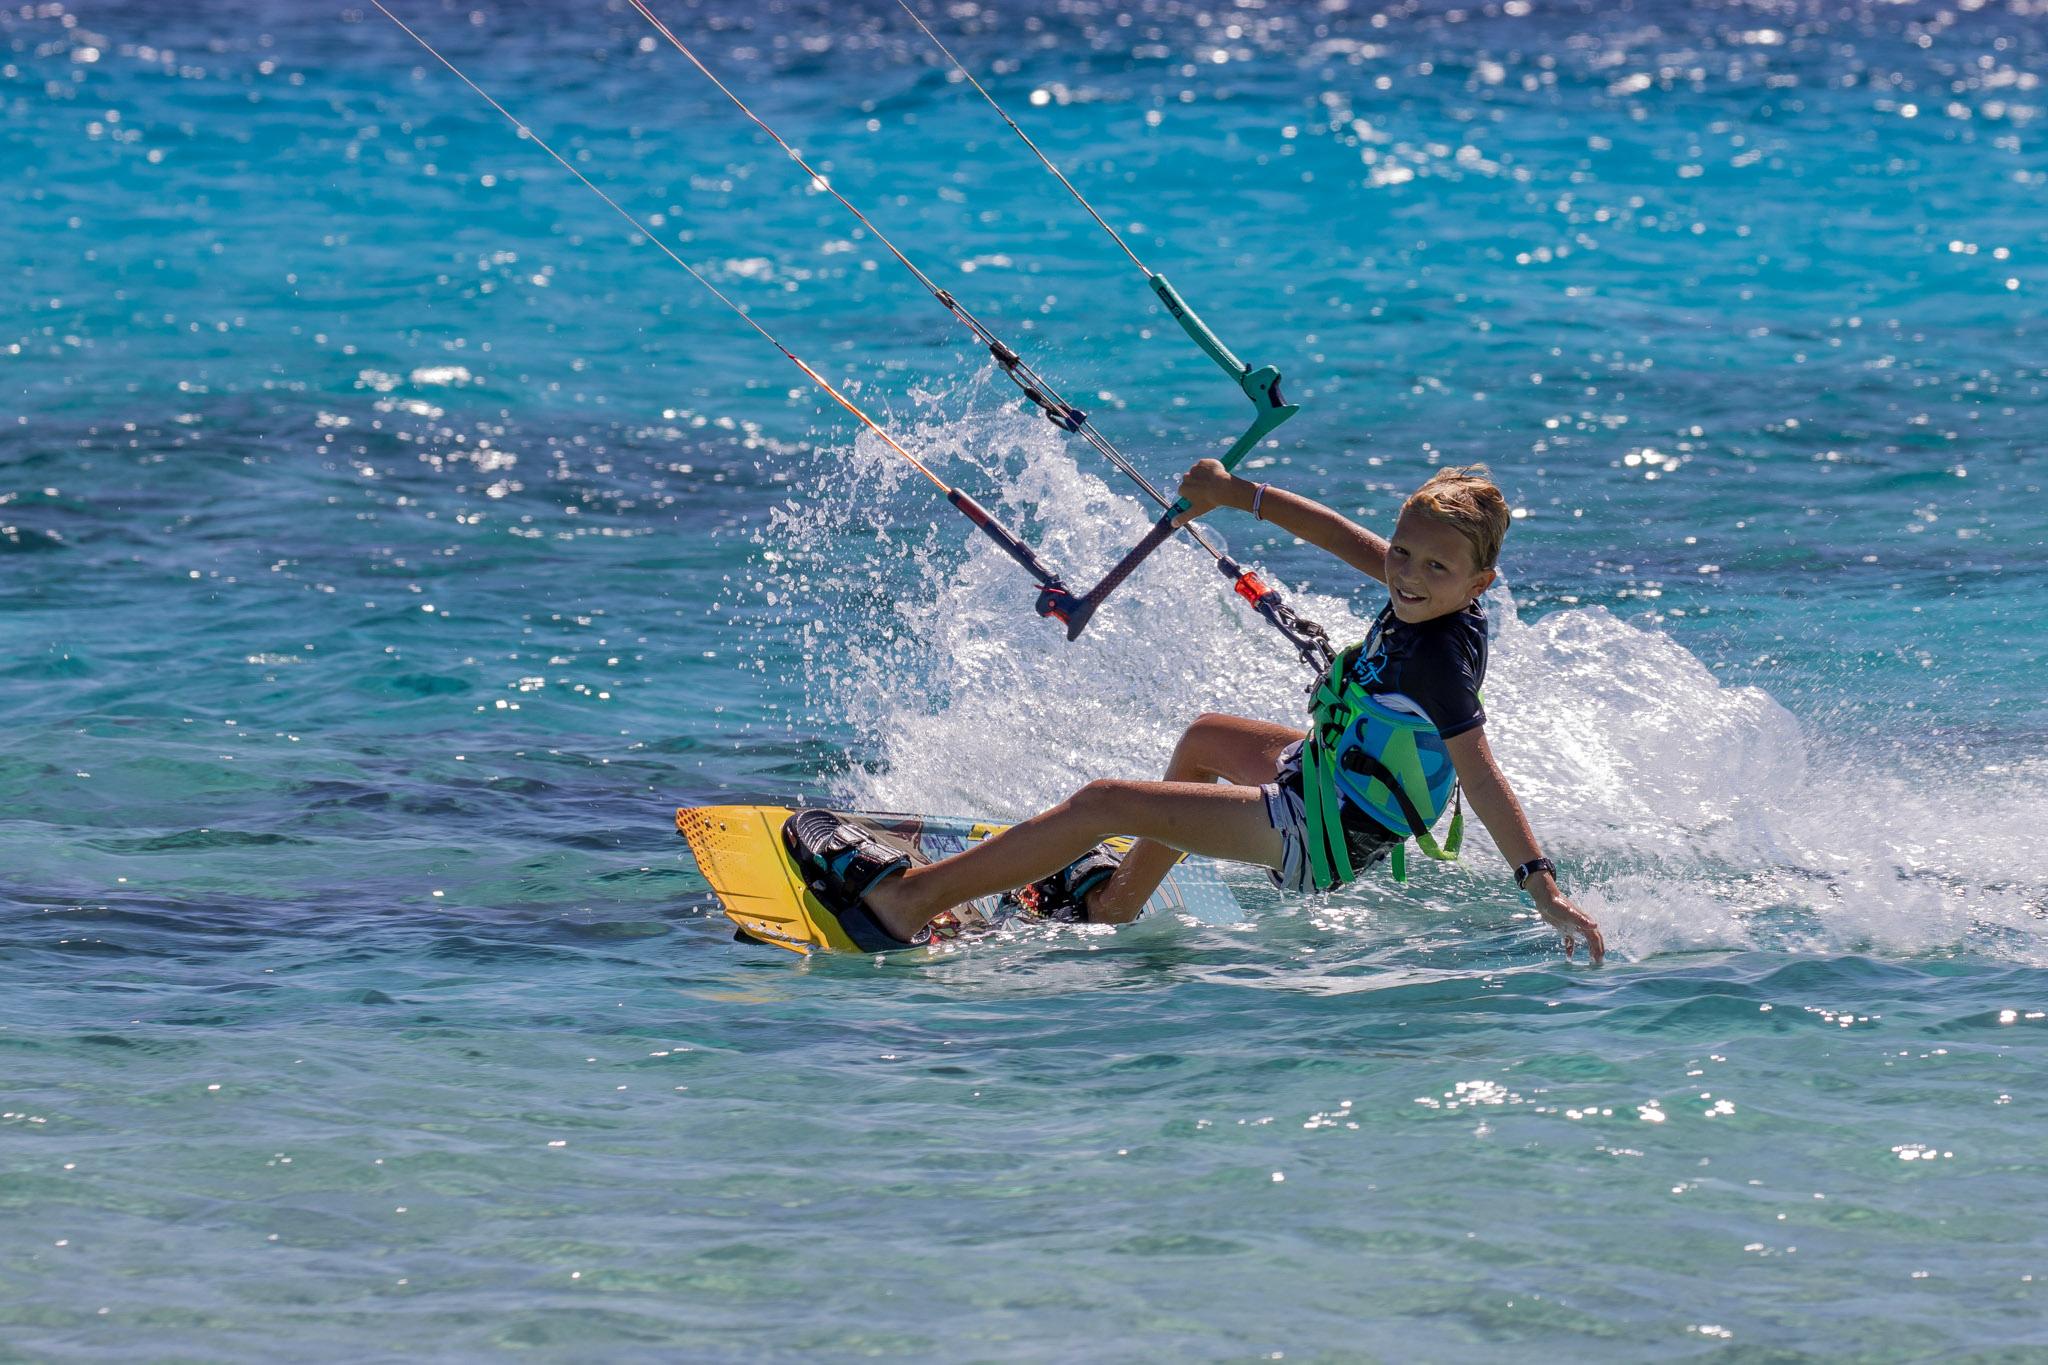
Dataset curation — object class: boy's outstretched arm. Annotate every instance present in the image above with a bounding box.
[1445,727,1606,964]
[1172,459,1389,582]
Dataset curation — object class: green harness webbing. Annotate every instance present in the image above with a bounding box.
[1298,732,1353,891]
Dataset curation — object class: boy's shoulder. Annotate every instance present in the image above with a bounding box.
[1413,602,1486,678]
[1382,600,1485,654]
[1430,599,1486,636]
[1362,600,1488,735]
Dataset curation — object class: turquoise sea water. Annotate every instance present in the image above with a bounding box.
[5,0,2046,1357]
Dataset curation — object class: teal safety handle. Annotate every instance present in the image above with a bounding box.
[1148,272,1300,515]
[1062,275,1303,640]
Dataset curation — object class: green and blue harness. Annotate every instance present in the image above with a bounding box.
[1299,639,1468,892]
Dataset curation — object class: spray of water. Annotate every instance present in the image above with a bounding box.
[752,395,2048,964]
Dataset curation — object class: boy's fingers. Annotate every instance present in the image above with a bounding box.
[1577,913,1606,965]
[1546,903,1605,965]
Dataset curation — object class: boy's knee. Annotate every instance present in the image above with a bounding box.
[1069,778,1131,823]
[1172,712,1230,756]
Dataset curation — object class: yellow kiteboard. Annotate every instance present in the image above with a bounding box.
[676,805,1246,955]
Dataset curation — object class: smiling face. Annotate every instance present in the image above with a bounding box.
[1385,508,1497,623]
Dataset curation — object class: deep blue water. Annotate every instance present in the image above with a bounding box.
[4,0,2046,1358]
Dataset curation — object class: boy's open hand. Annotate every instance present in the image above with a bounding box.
[1533,886,1605,964]
[1172,459,1238,527]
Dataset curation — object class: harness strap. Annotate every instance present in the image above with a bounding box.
[1299,737,1354,892]
[1301,643,1382,892]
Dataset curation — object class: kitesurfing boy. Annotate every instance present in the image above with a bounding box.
[787,460,1606,964]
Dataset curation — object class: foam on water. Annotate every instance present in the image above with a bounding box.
[1488,602,2048,964]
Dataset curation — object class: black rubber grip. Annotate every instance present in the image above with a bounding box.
[949,487,1065,592]
[1064,510,1178,640]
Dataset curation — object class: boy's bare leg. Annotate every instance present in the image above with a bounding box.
[1087,713,1305,924]
[862,778,1284,942]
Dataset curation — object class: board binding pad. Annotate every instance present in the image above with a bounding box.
[676,805,1245,955]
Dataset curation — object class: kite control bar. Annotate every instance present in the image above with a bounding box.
[1040,536,1330,673]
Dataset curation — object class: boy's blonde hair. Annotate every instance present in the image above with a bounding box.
[1404,465,1509,570]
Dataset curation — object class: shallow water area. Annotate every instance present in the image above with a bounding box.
[5,0,2048,1359]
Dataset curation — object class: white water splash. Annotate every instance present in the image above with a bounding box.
[1480,601,2048,961]
[756,397,2048,964]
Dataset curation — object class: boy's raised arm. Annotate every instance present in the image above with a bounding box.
[1445,727,1606,964]
[1172,459,1390,583]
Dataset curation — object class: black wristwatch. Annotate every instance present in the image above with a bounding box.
[1514,857,1557,890]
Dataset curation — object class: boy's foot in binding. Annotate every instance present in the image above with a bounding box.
[781,809,924,951]
[784,812,1127,946]
[1003,843,1124,924]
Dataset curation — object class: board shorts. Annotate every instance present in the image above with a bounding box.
[1259,740,1398,894]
